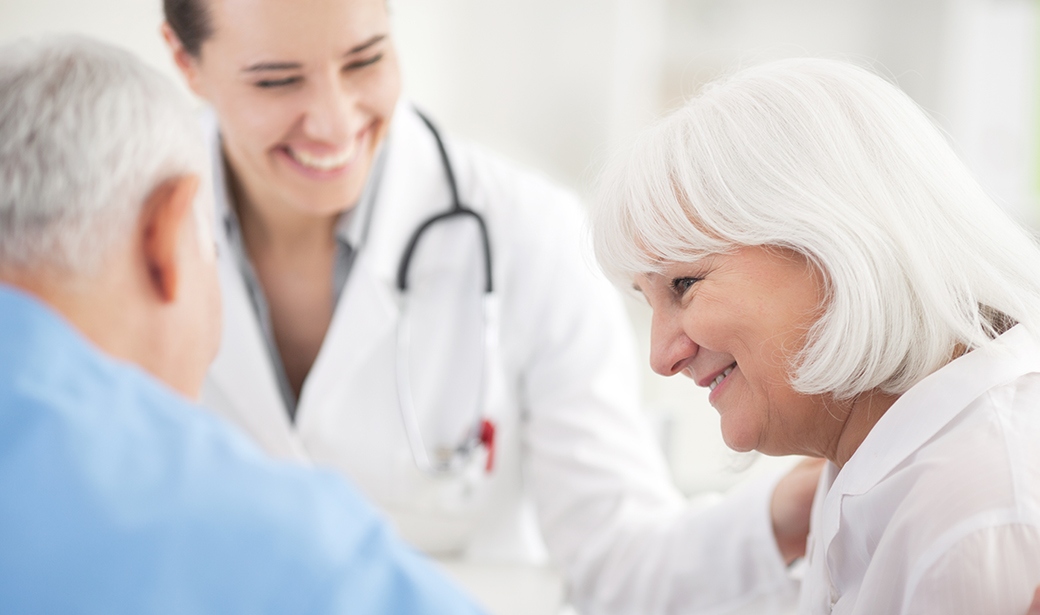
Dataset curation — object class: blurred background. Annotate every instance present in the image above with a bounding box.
[2,0,1037,499]
[1,1,1038,610]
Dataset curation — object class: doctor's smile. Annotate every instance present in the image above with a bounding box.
[169,0,401,221]
[277,130,369,178]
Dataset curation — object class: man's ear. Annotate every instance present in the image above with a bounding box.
[161,22,206,98]
[142,175,200,303]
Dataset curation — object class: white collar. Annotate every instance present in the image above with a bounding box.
[837,324,1040,496]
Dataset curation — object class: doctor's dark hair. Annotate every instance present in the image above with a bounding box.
[164,0,212,57]
[0,35,207,274]
[591,58,1040,400]
[164,0,393,57]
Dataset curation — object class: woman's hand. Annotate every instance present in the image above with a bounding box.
[770,457,826,565]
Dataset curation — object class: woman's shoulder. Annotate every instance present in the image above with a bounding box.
[877,371,1040,548]
[908,369,1040,502]
[848,389,1040,612]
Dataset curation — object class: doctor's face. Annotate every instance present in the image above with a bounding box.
[637,246,832,457]
[170,0,401,218]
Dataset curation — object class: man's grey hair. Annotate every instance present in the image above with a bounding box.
[0,35,206,274]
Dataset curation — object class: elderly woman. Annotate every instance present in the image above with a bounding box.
[591,58,1040,614]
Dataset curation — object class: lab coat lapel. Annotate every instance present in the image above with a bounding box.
[296,249,398,417]
[205,246,306,459]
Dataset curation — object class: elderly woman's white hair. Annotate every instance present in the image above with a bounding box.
[592,58,1040,399]
[0,35,208,275]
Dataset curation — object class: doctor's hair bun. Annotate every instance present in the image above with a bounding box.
[164,0,213,57]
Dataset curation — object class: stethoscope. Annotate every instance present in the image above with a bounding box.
[394,110,497,476]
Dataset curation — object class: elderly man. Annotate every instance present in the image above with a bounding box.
[0,35,484,614]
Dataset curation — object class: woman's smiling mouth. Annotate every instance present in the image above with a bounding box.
[708,364,735,392]
[285,142,360,172]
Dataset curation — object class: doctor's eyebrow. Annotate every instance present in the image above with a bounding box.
[343,34,386,56]
[242,61,301,73]
[241,35,388,73]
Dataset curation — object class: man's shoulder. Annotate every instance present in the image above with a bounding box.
[0,314,397,612]
[0,287,384,599]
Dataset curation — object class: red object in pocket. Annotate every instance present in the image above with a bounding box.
[479,419,496,473]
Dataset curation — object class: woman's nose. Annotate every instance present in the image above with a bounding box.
[302,75,357,143]
[648,310,698,377]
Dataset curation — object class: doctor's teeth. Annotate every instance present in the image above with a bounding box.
[708,366,735,392]
[290,145,357,171]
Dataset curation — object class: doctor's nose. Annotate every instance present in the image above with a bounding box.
[302,76,358,144]
[648,310,698,378]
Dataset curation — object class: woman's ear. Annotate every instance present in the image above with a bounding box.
[161,22,205,98]
[141,175,200,303]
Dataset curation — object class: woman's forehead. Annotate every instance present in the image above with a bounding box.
[204,0,390,60]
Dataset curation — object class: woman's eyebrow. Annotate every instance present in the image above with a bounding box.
[242,61,301,73]
[344,34,386,56]
[240,35,387,73]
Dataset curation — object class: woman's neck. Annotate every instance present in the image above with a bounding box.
[226,162,339,258]
[221,157,341,399]
[829,389,900,469]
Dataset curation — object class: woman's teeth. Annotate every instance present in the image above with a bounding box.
[709,365,735,391]
[289,143,358,171]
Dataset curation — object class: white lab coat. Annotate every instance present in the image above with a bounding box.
[800,324,1040,615]
[200,102,793,614]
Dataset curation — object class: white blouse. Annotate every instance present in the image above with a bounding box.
[800,325,1040,615]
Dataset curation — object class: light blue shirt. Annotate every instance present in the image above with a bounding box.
[0,284,484,615]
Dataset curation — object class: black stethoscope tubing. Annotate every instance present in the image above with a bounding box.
[395,110,493,295]
[393,108,496,475]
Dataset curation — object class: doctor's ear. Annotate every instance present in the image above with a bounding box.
[141,175,200,304]
[161,23,205,98]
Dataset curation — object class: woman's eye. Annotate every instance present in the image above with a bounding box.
[344,53,383,71]
[670,277,700,296]
[255,76,302,88]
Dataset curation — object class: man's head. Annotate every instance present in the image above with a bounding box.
[0,35,221,398]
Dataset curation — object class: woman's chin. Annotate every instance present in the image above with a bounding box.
[720,430,759,454]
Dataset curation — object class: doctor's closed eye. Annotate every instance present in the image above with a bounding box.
[249,47,385,89]
[343,53,383,71]
[252,54,381,88]
[255,75,302,88]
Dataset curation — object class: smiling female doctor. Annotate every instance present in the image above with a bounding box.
[161,0,817,612]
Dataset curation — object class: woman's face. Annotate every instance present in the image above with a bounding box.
[170,0,401,217]
[636,245,833,456]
